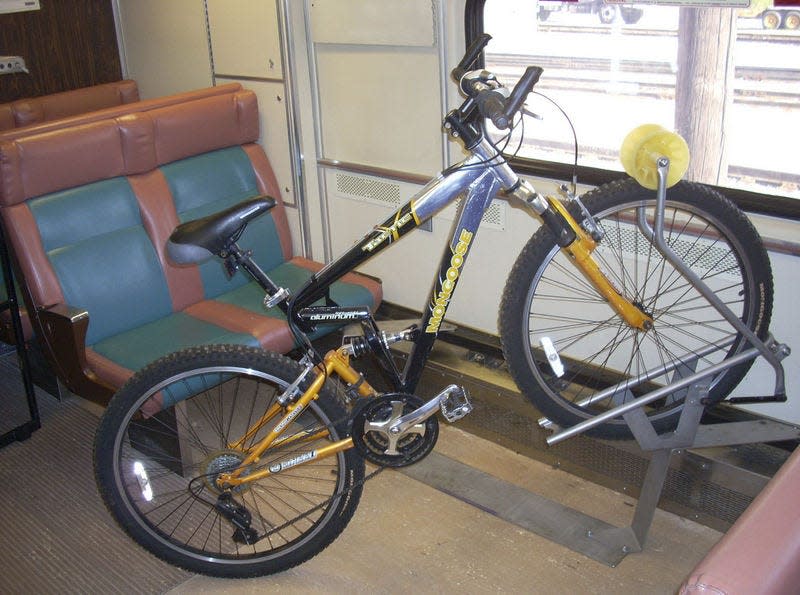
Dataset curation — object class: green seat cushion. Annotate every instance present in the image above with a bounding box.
[91,312,259,373]
[29,177,174,345]
[161,147,285,299]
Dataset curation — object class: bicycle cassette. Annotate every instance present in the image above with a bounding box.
[351,394,439,468]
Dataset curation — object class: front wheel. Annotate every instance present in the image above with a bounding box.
[500,179,773,439]
[94,344,365,577]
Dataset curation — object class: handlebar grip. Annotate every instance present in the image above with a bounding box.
[503,66,543,124]
[476,91,510,130]
[452,33,492,82]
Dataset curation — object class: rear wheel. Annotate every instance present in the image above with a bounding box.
[95,344,364,577]
[784,11,800,30]
[621,8,643,25]
[500,179,773,439]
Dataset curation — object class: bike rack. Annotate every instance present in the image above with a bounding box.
[537,157,795,566]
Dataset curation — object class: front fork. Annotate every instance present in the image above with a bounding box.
[508,180,653,332]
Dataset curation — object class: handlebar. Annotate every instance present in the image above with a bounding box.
[452,35,544,131]
[451,33,491,83]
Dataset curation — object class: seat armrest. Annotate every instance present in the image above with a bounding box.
[37,304,114,403]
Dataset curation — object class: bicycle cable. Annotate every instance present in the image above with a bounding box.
[532,90,580,196]
[443,109,521,176]
[184,411,386,542]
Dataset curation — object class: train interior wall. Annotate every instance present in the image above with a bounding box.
[111,0,799,425]
[109,0,796,428]
[0,0,800,592]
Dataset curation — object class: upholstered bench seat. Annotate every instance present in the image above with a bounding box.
[0,80,139,132]
[0,83,251,345]
[0,88,381,403]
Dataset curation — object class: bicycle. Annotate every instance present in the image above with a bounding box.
[93,34,782,577]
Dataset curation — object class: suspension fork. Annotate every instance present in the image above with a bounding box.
[508,180,653,331]
[218,347,377,488]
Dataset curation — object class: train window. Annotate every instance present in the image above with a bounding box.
[480,0,799,200]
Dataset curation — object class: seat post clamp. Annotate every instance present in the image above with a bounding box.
[263,286,291,309]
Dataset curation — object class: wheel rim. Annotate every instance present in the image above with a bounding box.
[110,364,350,566]
[521,199,755,425]
[599,6,617,23]
[763,12,780,29]
[785,13,799,29]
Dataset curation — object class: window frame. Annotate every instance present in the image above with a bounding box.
[465,0,800,221]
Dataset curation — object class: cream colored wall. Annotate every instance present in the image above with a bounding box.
[114,0,304,257]
[204,0,304,257]
[314,46,442,175]
[112,0,798,422]
[114,0,212,98]
[206,0,283,78]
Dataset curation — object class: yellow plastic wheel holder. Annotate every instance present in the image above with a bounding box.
[619,124,690,190]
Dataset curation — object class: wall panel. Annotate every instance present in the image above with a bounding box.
[0,0,121,102]
[311,0,437,46]
[207,0,283,79]
[115,0,212,98]
[315,46,443,178]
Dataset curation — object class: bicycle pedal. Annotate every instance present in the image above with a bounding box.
[439,386,473,423]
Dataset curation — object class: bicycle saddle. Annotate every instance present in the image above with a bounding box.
[167,196,276,264]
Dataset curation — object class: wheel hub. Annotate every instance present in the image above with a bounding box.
[632,301,654,331]
[202,449,250,494]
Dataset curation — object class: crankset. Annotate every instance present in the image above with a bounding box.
[351,394,439,468]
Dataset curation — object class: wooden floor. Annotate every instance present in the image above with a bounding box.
[0,348,721,594]
[168,426,721,594]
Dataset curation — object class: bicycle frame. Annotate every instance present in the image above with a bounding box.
[213,88,683,489]
[218,138,513,488]
[287,136,517,394]
[217,136,659,488]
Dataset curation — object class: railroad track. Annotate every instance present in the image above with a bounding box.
[486,53,800,107]
[489,53,800,82]
[505,137,800,193]
[538,24,799,43]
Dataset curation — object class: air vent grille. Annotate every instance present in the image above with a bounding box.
[334,172,506,231]
[335,173,401,206]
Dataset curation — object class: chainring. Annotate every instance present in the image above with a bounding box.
[351,393,439,468]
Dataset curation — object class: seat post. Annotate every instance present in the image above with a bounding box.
[227,243,290,313]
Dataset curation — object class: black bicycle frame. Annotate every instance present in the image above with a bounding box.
[288,137,520,393]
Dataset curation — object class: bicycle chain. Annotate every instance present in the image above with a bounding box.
[258,464,384,540]
[185,385,445,542]
[256,391,443,539]
[244,401,394,540]
[183,402,387,543]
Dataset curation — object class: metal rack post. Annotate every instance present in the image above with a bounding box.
[538,157,795,565]
[550,381,800,566]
